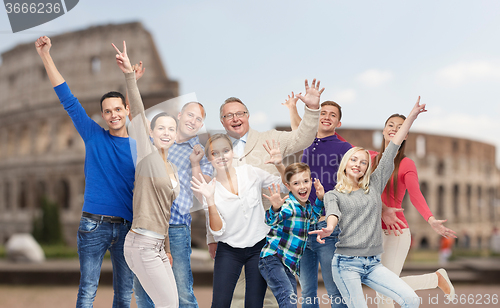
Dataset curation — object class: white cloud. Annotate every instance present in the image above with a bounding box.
[333,89,357,104]
[435,61,500,87]
[250,111,268,126]
[357,69,393,88]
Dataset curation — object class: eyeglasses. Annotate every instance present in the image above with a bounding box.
[222,111,248,120]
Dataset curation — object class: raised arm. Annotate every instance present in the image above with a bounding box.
[295,79,324,110]
[391,96,427,146]
[276,79,323,157]
[112,41,152,160]
[263,139,286,185]
[125,61,146,121]
[35,36,64,87]
[282,92,302,130]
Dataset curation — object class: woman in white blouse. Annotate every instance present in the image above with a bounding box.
[191,134,287,308]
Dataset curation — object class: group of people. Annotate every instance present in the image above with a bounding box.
[35,35,457,308]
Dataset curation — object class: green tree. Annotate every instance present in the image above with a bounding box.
[32,197,64,245]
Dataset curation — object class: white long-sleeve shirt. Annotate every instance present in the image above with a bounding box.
[204,164,287,248]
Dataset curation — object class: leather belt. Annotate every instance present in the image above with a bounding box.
[82,212,126,224]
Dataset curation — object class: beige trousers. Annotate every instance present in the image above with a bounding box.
[376,229,438,308]
[124,232,178,308]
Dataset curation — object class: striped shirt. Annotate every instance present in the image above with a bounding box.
[260,192,323,275]
[168,136,213,225]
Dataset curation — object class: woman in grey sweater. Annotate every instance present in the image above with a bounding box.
[310,98,427,308]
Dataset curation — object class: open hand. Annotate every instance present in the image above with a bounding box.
[282,92,299,109]
[309,226,333,244]
[429,217,457,239]
[381,205,407,235]
[35,36,51,56]
[295,79,325,110]
[263,183,288,211]
[314,178,325,201]
[111,41,133,74]
[263,139,282,165]
[191,174,216,200]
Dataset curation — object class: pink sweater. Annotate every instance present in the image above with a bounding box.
[375,155,433,230]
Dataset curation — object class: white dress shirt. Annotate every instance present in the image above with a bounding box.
[204,164,287,248]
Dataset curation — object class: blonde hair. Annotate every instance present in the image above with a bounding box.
[335,147,373,194]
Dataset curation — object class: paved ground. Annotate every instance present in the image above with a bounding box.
[0,284,498,308]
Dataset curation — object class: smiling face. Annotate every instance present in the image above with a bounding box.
[318,105,342,138]
[150,116,177,150]
[101,97,129,134]
[345,150,369,183]
[207,137,234,171]
[220,102,250,139]
[382,116,406,145]
[285,171,312,205]
[177,103,205,141]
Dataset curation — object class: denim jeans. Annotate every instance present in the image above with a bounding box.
[259,255,297,308]
[212,239,267,308]
[76,216,134,308]
[299,222,346,308]
[133,224,198,308]
[332,254,420,308]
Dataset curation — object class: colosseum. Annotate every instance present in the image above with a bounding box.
[335,128,500,250]
[0,22,498,251]
[0,22,179,246]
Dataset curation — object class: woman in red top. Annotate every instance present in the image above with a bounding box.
[372,114,457,308]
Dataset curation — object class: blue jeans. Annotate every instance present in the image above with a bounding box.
[332,254,420,308]
[259,255,297,308]
[76,216,134,308]
[212,240,267,308]
[299,222,346,308]
[132,224,198,308]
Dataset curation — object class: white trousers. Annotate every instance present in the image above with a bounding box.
[124,231,178,308]
[376,229,438,308]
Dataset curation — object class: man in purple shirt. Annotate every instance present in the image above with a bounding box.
[284,100,350,308]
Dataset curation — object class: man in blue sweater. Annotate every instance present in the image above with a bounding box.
[36,36,136,308]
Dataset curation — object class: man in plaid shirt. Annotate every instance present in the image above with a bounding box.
[134,102,213,308]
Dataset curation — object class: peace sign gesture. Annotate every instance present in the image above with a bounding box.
[111,41,133,74]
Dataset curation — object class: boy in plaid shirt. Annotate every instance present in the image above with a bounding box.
[259,162,325,308]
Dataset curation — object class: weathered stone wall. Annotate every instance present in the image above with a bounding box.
[0,22,179,246]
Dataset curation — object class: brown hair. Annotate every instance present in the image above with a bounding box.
[219,97,249,119]
[204,133,233,158]
[321,101,342,120]
[284,163,311,183]
[372,114,407,203]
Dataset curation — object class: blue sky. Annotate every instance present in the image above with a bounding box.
[2,1,500,162]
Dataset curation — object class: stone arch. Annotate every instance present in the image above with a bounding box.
[56,179,71,210]
[437,185,445,218]
[419,237,429,249]
[453,184,460,222]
